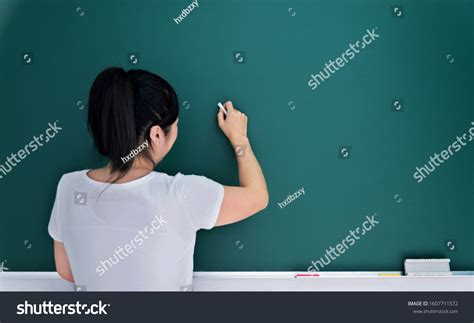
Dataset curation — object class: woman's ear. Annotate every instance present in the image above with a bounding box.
[148,125,163,146]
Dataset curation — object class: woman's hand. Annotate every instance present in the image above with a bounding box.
[217,101,248,145]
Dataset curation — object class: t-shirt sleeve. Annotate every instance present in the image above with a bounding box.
[177,174,224,231]
[48,176,64,242]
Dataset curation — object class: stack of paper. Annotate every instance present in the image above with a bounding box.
[404,259,451,276]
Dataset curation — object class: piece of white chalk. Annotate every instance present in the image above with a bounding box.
[217,102,228,116]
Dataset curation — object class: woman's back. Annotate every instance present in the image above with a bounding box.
[49,170,223,291]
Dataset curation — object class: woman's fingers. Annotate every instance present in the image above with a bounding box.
[217,109,225,127]
[224,101,235,112]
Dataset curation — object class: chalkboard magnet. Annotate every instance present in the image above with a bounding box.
[217,102,228,117]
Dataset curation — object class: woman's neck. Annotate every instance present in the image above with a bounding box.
[89,158,155,184]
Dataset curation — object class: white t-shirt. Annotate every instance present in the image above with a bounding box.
[48,170,224,291]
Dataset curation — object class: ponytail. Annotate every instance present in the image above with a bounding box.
[88,67,138,173]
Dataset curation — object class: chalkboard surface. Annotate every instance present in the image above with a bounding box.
[0,0,472,272]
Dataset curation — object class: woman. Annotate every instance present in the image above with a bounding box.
[48,67,268,291]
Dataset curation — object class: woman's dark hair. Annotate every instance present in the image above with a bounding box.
[87,67,179,175]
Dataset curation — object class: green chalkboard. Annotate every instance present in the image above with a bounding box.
[0,0,472,272]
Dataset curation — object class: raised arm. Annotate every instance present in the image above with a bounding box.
[214,101,269,227]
